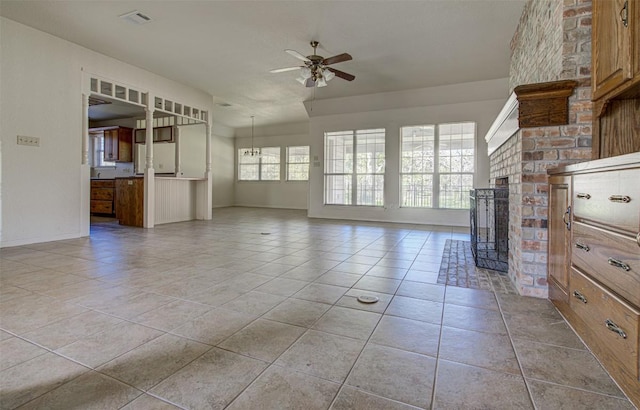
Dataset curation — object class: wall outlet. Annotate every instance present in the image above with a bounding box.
[17,135,40,147]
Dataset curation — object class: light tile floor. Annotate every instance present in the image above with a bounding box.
[0,207,636,409]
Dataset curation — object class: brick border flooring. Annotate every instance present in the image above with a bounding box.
[437,240,517,295]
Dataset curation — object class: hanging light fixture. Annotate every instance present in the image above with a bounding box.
[243,116,261,157]
[296,67,312,85]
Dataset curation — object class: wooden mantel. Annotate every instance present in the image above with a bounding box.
[514,80,579,128]
[485,80,579,155]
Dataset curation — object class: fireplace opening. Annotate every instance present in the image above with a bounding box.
[470,184,509,273]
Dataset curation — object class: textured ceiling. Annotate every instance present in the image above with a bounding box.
[0,0,526,128]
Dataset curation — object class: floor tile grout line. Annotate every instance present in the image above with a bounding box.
[494,293,539,410]
[428,283,451,408]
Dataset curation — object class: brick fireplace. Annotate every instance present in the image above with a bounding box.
[487,0,593,298]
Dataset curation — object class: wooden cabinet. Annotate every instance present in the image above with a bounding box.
[548,153,640,407]
[591,0,640,159]
[134,126,173,144]
[592,0,637,100]
[90,179,115,215]
[547,175,572,316]
[115,177,144,227]
[90,126,133,162]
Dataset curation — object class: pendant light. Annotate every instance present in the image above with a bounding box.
[243,116,261,157]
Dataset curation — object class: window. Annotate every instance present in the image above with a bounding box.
[91,133,115,167]
[324,129,385,206]
[286,146,310,181]
[400,122,475,209]
[237,147,281,181]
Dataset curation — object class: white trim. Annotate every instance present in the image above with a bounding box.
[485,92,519,156]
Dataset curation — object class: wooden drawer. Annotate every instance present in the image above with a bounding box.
[572,222,640,306]
[90,200,113,214]
[91,179,115,188]
[90,188,114,201]
[572,169,640,234]
[569,267,640,380]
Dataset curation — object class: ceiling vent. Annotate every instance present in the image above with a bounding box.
[119,10,152,25]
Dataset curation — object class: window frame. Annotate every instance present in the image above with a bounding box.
[400,122,475,210]
[237,146,281,181]
[324,128,385,207]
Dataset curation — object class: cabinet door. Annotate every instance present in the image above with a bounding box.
[548,175,572,290]
[103,129,119,161]
[117,128,133,162]
[592,0,634,99]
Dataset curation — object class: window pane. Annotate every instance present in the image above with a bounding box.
[288,164,308,181]
[261,147,280,164]
[356,129,385,174]
[438,122,475,173]
[287,146,309,163]
[357,174,384,206]
[287,146,309,180]
[439,173,474,209]
[239,164,259,180]
[325,131,353,174]
[401,174,433,208]
[325,175,352,205]
[261,164,280,180]
[401,125,434,173]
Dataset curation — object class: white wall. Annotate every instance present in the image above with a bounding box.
[0,17,214,247]
[234,122,309,210]
[212,132,235,208]
[307,79,509,227]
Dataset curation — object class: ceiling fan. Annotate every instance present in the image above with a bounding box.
[270,41,355,88]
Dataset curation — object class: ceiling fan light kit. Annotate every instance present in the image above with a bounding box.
[271,41,355,88]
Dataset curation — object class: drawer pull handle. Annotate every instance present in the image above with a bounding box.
[575,242,590,252]
[620,0,629,27]
[605,319,627,339]
[572,290,587,304]
[608,257,631,271]
[576,193,591,200]
[562,206,571,231]
[636,232,640,248]
[608,195,631,203]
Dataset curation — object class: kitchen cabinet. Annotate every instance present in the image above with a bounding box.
[115,177,144,227]
[592,0,639,100]
[591,0,640,159]
[547,175,572,317]
[90,126,133,162]
[134,126,174,144]
[90,179,115,215]
[547,153,640,407]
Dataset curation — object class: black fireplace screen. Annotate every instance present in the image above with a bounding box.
[470,189,509,272]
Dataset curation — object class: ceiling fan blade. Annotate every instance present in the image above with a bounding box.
[305,77,315,87]
[327,67,355,81]
[285,49,310,62]
[270,66,301,73]
[322,53,352,66]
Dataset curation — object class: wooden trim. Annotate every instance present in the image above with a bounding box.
[514,80,579,128]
